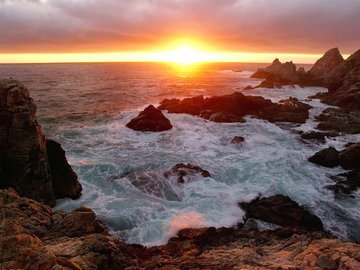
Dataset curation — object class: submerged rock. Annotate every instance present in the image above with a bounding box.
[164,163,211,184]
[46,139,82,200]
[299,131,338,143]
[126,105,172,132]
[327,169,360,196]
[308,147,340,168]
[230,136,245,145]
[239,195,323,231]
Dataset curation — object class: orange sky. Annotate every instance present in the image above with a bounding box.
[0,0,359,63]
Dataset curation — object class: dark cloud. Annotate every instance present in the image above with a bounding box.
[0,0,359,54]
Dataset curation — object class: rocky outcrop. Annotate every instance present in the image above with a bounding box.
[126,105,172,132]
[159,92,311,124]
[339,143,360,169]
[3,188,360,270]
[299,131,338,143]
[46,139,82,200]
[164,163,211,184]
[316,108,360,134]
[327,169,360,196]
[307,48,345,85]
[0,79,82,206]
[308,147,340,168]
[239,195,323,231]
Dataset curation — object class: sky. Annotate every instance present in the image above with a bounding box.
[0,0,359,63]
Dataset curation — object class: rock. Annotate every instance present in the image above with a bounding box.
[0,79,82,206]
[327,169,360,196]
[230,136,245,144]
[159,92,311,124]
[46,139,82,200]
[316,108,360,134]
[300,131,338,143]
[0,188,138,270]
[318,82,360,110]
[239,195,323,231]
[308,147,340,168]
[243,85,253,90]
[339,143,360,169]
[307,48,345,84]
[126,105,172,132]
[0,80,55,205]
[164,163,211,184]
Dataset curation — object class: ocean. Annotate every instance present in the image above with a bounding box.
[1,62,359,246]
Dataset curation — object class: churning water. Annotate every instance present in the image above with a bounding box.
[1,62,359,246]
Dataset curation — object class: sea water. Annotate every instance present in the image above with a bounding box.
[1,62,359,246]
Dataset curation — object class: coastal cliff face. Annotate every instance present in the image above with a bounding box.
[2,188,360,270]
[0,79,82,206]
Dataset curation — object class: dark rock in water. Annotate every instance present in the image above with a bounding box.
[251,59,299,83]
[126,105,172,132]
[300,131,338,143]
[159,92,311,124]
[243,85,253,90]
[307,48,345,84]
[239,195,323,231]
[327,169,360,196]
[164,163,211,184]
[46,139,82,200]
[339,143,360,169]
[308,147,340,168]
[0,79,55,205]
[316,108,360,134]
[230,136,245,144]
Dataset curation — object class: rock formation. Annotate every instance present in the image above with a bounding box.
[3,188,360,270]
[126,105,172,132]
[315,108,360,134]
[327,169,360,196]
[164,163,211,184]
[0,79,82,206]
[308,147,340,168]
[159,92,311,124]
[239,195,324,231]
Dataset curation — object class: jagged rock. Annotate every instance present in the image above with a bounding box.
[46,139,82,200]
[164,163,211,184]
[339,143,360,169]
[299,131,338,143]
[0,188,137,270]
[308,147,340,168]
[316,108,360,134]
[159,92,311,124]
[251,59,299,83]
[318,82,360,110]
[243,85,253,90]
[239,195,323,231]
[327,169,360,196]
[0,79,55,205]
[126,105,172,132]
[307,48,345,84]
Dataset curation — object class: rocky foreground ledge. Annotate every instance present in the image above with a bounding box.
[1,188,360,270]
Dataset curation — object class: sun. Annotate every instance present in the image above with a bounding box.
[165,46,206,66]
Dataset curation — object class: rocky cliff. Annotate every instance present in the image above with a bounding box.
[0,79,82,206]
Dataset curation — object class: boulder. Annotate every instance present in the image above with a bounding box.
[126,105,172,132]
[307,48,345,84]
[299,131,338,143]
[339,143,360,169]
[209,112,246,123]
[230,136,245,144]
[0,79,55,205]
[316,108,360,134]
[308,147,340,168]
[164,163,211,184]
[239,195,323,231]
[327,169,360,196]
[46,139,82,199]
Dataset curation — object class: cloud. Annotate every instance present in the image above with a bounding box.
[0,0,359,54]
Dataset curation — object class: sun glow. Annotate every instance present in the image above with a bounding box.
[153,46,210,66]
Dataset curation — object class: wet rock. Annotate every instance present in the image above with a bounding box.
[159,92,311,124]
[339,143,360,169]
[164,163,211,184]
[243,85,253,90]
[316,108,360,134]
[239,195,323,231]
[126,105,172,132]
[300,131,338,143]
[46,139,82,200]
[327,169,360,196]
[230,136,245,144]
[308,147,340,168]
